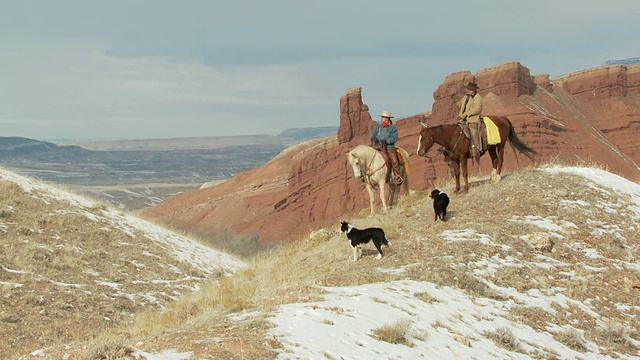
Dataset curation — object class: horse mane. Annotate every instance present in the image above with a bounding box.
[348,145,370,159]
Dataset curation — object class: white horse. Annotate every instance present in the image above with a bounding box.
[347,145,410,215]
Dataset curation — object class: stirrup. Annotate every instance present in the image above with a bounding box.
[395,175,403,185]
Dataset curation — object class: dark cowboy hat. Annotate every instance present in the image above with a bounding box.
[465,82,480,90]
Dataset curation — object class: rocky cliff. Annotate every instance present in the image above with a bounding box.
[142,62,640,242]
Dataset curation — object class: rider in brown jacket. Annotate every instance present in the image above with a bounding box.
[458,82,483,162]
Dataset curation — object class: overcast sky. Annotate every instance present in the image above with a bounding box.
[1,1,638,141]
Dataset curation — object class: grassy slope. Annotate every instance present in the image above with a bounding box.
[5,164,640,359]
[0,174,243,360]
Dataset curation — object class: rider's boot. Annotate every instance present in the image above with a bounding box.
[388,150,403,185]
[471,145,480,165]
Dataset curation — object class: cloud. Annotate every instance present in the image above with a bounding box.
[1,1,639,140]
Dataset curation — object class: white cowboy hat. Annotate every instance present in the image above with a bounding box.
[379,110,394,118]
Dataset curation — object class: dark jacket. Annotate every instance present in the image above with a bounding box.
[370,123,398,149]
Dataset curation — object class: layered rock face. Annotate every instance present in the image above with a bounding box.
[142,88,381,242]
[142,62,640,242]
[337,87,375,144]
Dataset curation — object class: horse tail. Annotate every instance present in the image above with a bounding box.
[507,121,537,161]
[400,148,410,194]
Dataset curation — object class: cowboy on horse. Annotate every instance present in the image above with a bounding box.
[370,110,404,185]
[457,81,484,163]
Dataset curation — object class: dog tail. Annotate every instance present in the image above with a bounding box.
[381,229,390,246]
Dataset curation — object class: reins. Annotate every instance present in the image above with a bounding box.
[424,126,465,161]
[362,149,386,183]
[448,129,465,159]
[420,122,466,162]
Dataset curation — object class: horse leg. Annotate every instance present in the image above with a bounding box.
[453,162,461,193]
[461,159,469,193]
[387,183,395,207]
[388,168,405,207]
[489,146,498,183]
[495,144,505,182]
[392,185,400,207]
[365,184,376,216]
[379,181,388,213]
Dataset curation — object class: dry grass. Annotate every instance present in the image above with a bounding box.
[371,318,413,345]
[596,321,633,347]
[4,162,640,358]
[0,179,236,359]
[554,328,586,352]
[485,327,522,352]
[79,336,134,360]
[193,227,284,260]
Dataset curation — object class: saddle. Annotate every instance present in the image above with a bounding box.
[376,148,405,167]
[376,148,406,185]
[459,118,488,155]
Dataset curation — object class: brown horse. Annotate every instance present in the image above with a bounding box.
[417,116,537,193]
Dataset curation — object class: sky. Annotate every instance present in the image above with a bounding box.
[1,1,639,141]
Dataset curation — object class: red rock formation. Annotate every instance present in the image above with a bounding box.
[552,64,640,172]
[143,89,382,242]
[337,86,375,144]
[142,62,640,242]
[554,65,634,100]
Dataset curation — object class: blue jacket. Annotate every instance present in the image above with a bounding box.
[371,123,398,149]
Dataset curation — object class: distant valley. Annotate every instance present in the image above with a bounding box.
[0,126,337,210]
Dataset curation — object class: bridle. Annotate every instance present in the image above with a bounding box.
[359,149,386,184]
[419,121,465,161]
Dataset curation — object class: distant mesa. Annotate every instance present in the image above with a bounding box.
[604,57,640,65]
[0,127,339,210]
[277,126,339,141]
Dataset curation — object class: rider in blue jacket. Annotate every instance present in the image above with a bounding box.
[370,111,403,185]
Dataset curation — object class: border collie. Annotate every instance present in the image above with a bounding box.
[340,221,390,261]
[430,189,450,222]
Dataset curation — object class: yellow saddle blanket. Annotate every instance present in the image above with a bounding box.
[483,116,501,145]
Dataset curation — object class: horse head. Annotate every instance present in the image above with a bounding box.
[417,121,435,157]
[347,150,365,182]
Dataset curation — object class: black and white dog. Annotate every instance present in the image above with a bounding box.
[340,221,390,261]
[430,189,450,222]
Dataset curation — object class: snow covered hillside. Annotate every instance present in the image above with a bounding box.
[0,166,245,359]
[6,165,640,360]
[267,167,640,359]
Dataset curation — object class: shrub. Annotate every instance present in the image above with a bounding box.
[485,327,521,352]
[372,318,412,346]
